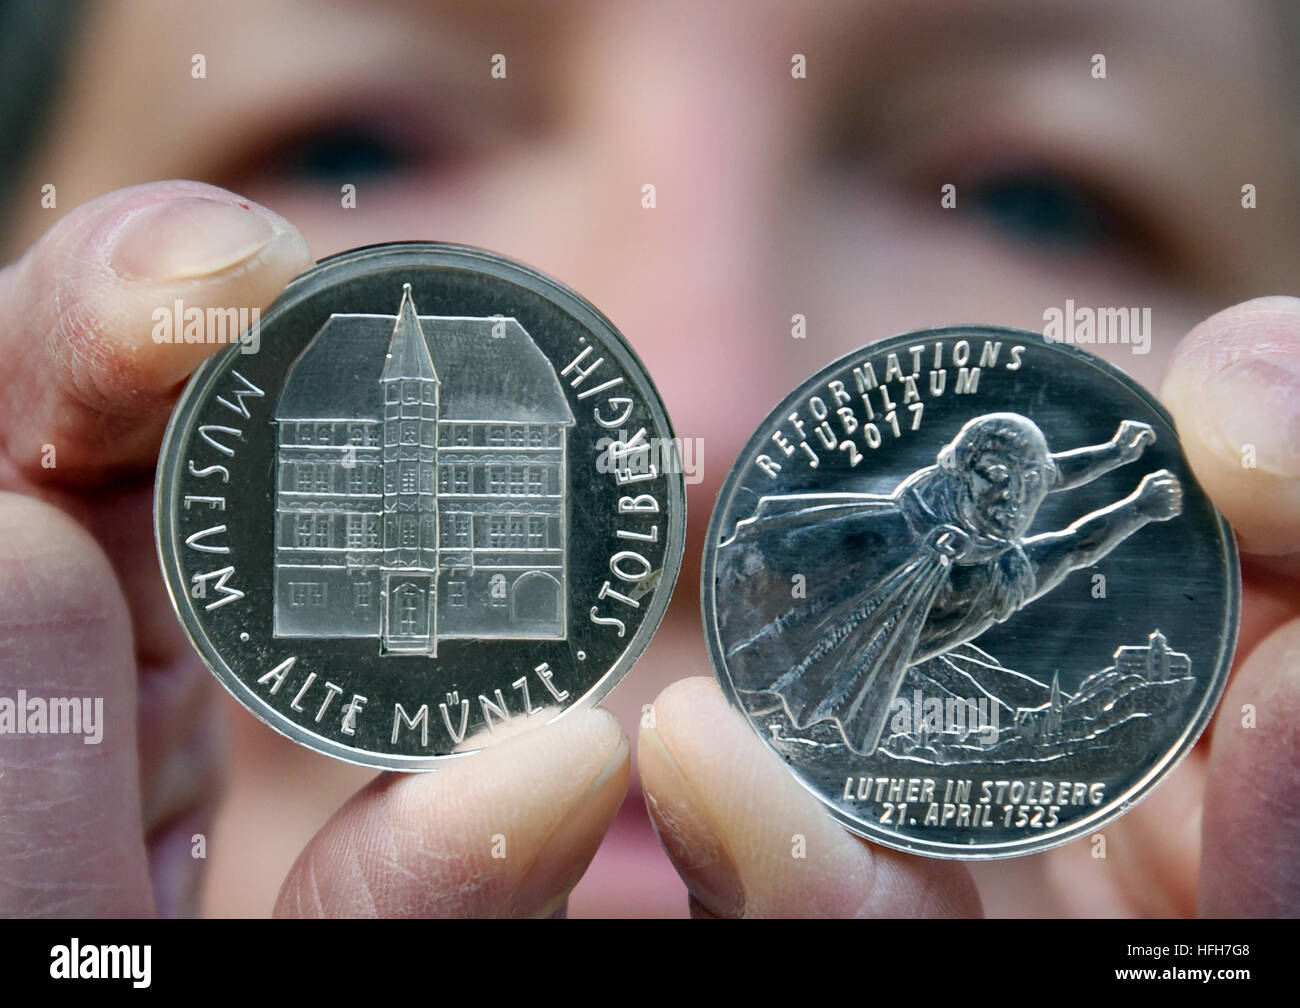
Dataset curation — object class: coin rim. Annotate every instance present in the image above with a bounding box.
[701,324,1240,860]
[156,241,686,770]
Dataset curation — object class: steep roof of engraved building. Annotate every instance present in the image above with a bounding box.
[381,284,438,383]
[274,309,576,424]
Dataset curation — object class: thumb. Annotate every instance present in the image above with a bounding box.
[1160,295,1300,568]
[0,180,310,483]
[639,678,982,918]
[274,709,629,918]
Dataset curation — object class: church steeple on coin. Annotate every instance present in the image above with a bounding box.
[155,243,684,770]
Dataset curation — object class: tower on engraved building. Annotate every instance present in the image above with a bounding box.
[1112,629,1191,682]
[271,284,575,656]
[381,285,441,652]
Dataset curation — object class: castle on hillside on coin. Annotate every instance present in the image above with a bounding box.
[271,284,574,655]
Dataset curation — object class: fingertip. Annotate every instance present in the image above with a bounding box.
[274,706,628,918]
[639,680,746,917]
[641,675,981,917]
[1161,297,1300,559]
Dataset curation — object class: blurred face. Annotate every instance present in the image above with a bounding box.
[6,0,1297,915]
[961,448,1051,539]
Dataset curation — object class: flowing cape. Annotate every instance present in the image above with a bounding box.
[716,473,1033,755]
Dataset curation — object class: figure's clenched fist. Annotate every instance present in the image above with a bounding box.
[1133,469,1184,522]
[1112,419,1156,463]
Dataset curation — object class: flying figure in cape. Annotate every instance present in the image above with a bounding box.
[716,412,1183,756]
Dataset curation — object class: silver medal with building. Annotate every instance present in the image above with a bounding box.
[157,242,685,769]
[702,326,1238,858]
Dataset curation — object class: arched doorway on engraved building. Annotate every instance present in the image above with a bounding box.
[384,575,435,654]
[511,571,563,636]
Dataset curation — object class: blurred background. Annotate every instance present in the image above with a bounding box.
[1,0,1295,916]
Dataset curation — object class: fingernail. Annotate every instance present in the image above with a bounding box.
[509,732,628,918]
[640,720,745,917]
[1206,353,1300,478]
[111,197,276,282]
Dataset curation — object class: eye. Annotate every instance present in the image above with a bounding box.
[967,169,1127,250]
[221,114,444,192]
[983,463,1010,483]
[268,125,415,182]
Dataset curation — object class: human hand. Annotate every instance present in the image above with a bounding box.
[640,297,1300,918]
[0,182,629,918]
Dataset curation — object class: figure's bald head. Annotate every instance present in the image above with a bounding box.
[939,413,1053,473]
[939,413,1056,539]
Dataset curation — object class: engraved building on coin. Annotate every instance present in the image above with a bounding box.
[157,242,684,769]
[272,284,574,654]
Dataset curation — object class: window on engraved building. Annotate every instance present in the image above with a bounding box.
[401,465,417,494]
[488,466,508,494]
[528,517,545,548]
[487,516,528,548]
[295,514,313,547]
[527,468,545,496]
[439,465,469,494]
[448,580,467,607]
[354,581,371,607]
[488,426,507,446]
[289,582,326,607]
[401,518,418,548]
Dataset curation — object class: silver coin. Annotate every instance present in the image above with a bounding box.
[702,326,1238,858]
[156,242,685,769]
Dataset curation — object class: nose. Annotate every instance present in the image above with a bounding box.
[561,6,799,464]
